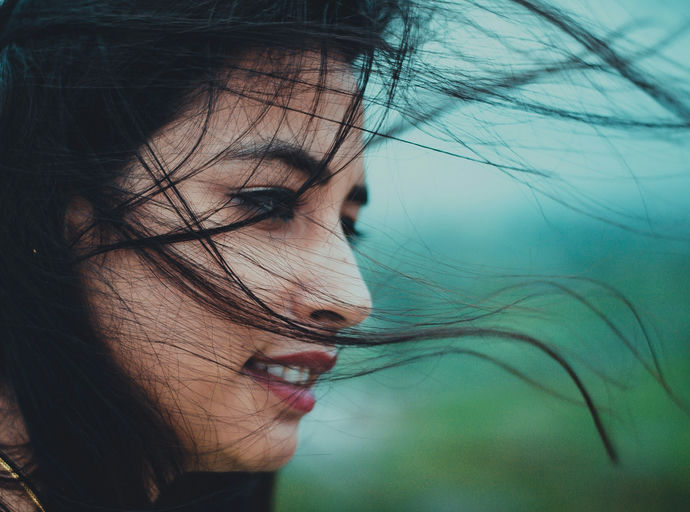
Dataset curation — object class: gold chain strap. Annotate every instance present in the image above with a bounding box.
[0,453,46,512]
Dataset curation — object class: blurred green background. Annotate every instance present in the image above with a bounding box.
[275,211,690,511]
[275,1,689,510]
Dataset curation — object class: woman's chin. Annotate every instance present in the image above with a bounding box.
[199,422,300,472]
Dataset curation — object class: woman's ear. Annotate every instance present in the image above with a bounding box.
[64,196,95,247]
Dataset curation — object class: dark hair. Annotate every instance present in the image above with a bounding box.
[3,2,402,510]
[0,1,687,511]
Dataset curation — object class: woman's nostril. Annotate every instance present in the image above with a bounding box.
[310,309,346,324]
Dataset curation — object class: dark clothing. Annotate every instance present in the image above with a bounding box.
[154,472,275,512]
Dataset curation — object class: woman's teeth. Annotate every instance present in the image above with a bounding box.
[253,361,312,386]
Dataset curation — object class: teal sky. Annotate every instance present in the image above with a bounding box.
[362,0,689,245]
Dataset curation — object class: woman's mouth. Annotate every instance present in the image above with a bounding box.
[243,351,337,413]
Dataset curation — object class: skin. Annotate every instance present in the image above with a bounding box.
[76,53,372,472]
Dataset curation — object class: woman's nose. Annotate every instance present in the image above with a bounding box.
[288,226,372,330]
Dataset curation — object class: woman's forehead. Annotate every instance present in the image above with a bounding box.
[219,51,362,146]
[127,52,365,194]
[228,49,361,101]
[152,53,364,174]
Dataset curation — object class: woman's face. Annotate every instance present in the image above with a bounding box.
[78,54,371,472]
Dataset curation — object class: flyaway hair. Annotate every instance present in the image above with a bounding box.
[0,1,688,511]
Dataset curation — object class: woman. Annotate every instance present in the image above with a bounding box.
[0,0,687,511]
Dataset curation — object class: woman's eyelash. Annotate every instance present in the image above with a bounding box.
[228,187,300,222]
[228,188,364,243]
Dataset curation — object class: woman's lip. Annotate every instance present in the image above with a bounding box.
[244,351,337,414]
[245,367,317,413]
[251,351,337,374]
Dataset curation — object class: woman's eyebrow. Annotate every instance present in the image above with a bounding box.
[222,140,333,183]
[220,140,368,204]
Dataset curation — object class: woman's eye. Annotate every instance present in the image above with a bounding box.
[341,216,363,244]
[228,187,298,224]
[227,188,363,242]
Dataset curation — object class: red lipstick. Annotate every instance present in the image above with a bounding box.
[244,351,337,413]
